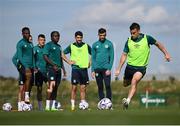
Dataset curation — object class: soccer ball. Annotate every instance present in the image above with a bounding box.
[22,103,32,111]
[79,101,89,110]
[2,103,12,111]
[55,101,61,109]
[97,98,112,110]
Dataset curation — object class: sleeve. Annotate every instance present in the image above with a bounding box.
[123,40,129,53]
[91,44,96,72]
[107,42,114,70]
[16,42,26,67]
[43,44,50,56]
[88,44,92,55]
[33,47,37,68]
[63,45,71,54]
[12,53,18,67]
[147,35,157,45]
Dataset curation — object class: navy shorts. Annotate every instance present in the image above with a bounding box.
[47,68,61,86]
[71,68,89,85]
[35,71,48,86]
[18,68,33,86]
[124,65,146,81]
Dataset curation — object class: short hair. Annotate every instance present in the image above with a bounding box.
[51,31,60,38]
[75,31,83,37]
[22,27,30,32]
[98,28,106,34]
[38,34,45,39]
[130,22,140,30]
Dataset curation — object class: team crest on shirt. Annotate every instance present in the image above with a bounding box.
[96,45,99,48]
[134,44,140,48]
[24,45,27,47]
[73,79,76,83]
[95,73,99,77]
[105,44,109,48]
[53,47,56,50]
[50,77,54,80]
[37,50,39,53]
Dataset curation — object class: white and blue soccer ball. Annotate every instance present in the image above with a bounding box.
[22,103,32,111]
[2,103,12,111]
[55,101,61,109]
[79,101,89,110]
[97,98,112,110]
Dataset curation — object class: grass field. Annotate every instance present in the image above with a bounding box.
[0,76,180,124]
[0,108,180,125]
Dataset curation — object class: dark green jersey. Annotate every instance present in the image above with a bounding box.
[63,42,91,69]
[43,41,62,69]
[12,52,18,67]
[92,39,114,72]
[16,38,34,69]
[34,44,46,73]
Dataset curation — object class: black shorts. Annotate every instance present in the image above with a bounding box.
[35,71,48,86]
[18,72,25,85]
[47,67,61,86]
[71,68,89,85]
[18,68,33,86]
[124,65,146,81]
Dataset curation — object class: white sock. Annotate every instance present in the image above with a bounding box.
[46,100,50,108]
[127,98,131,104]
[25,92,29,97]
[51,100,56,108]
[71,99,75,107]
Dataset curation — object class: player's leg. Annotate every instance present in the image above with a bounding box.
[46,68,55,111]
[35,71,44,111]
[123,72,143,109]
[71,85,77,111]
[123,66,133,87]
[24,68,32,103]
[95,70,104,100]
[17,71,25,111]
[80,69,89,103]
[70,69,79,110]
[51,70,61,111]
[103,70,112,100]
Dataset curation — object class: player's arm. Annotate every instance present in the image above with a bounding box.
[61,52,75,65]
[88,44,92,68]
[115,52,127,76]
[115,40,128,77]
[155,41,171,62]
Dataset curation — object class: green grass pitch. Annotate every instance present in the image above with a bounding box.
[0,108,180,125]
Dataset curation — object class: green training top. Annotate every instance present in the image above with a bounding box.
[34,44,47,73]
[16,38,34,69]
[43,41,62,69]
[91,39,114,72]
[12,52,18,67]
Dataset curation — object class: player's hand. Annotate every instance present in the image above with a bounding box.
[53,65,58,71]
[91,72,95,79]
[115,69,120,77]
[70,60,76,65]
[105,70,111,76]
[165,54,171,62]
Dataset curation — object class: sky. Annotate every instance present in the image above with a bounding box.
[0,0,180,80]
